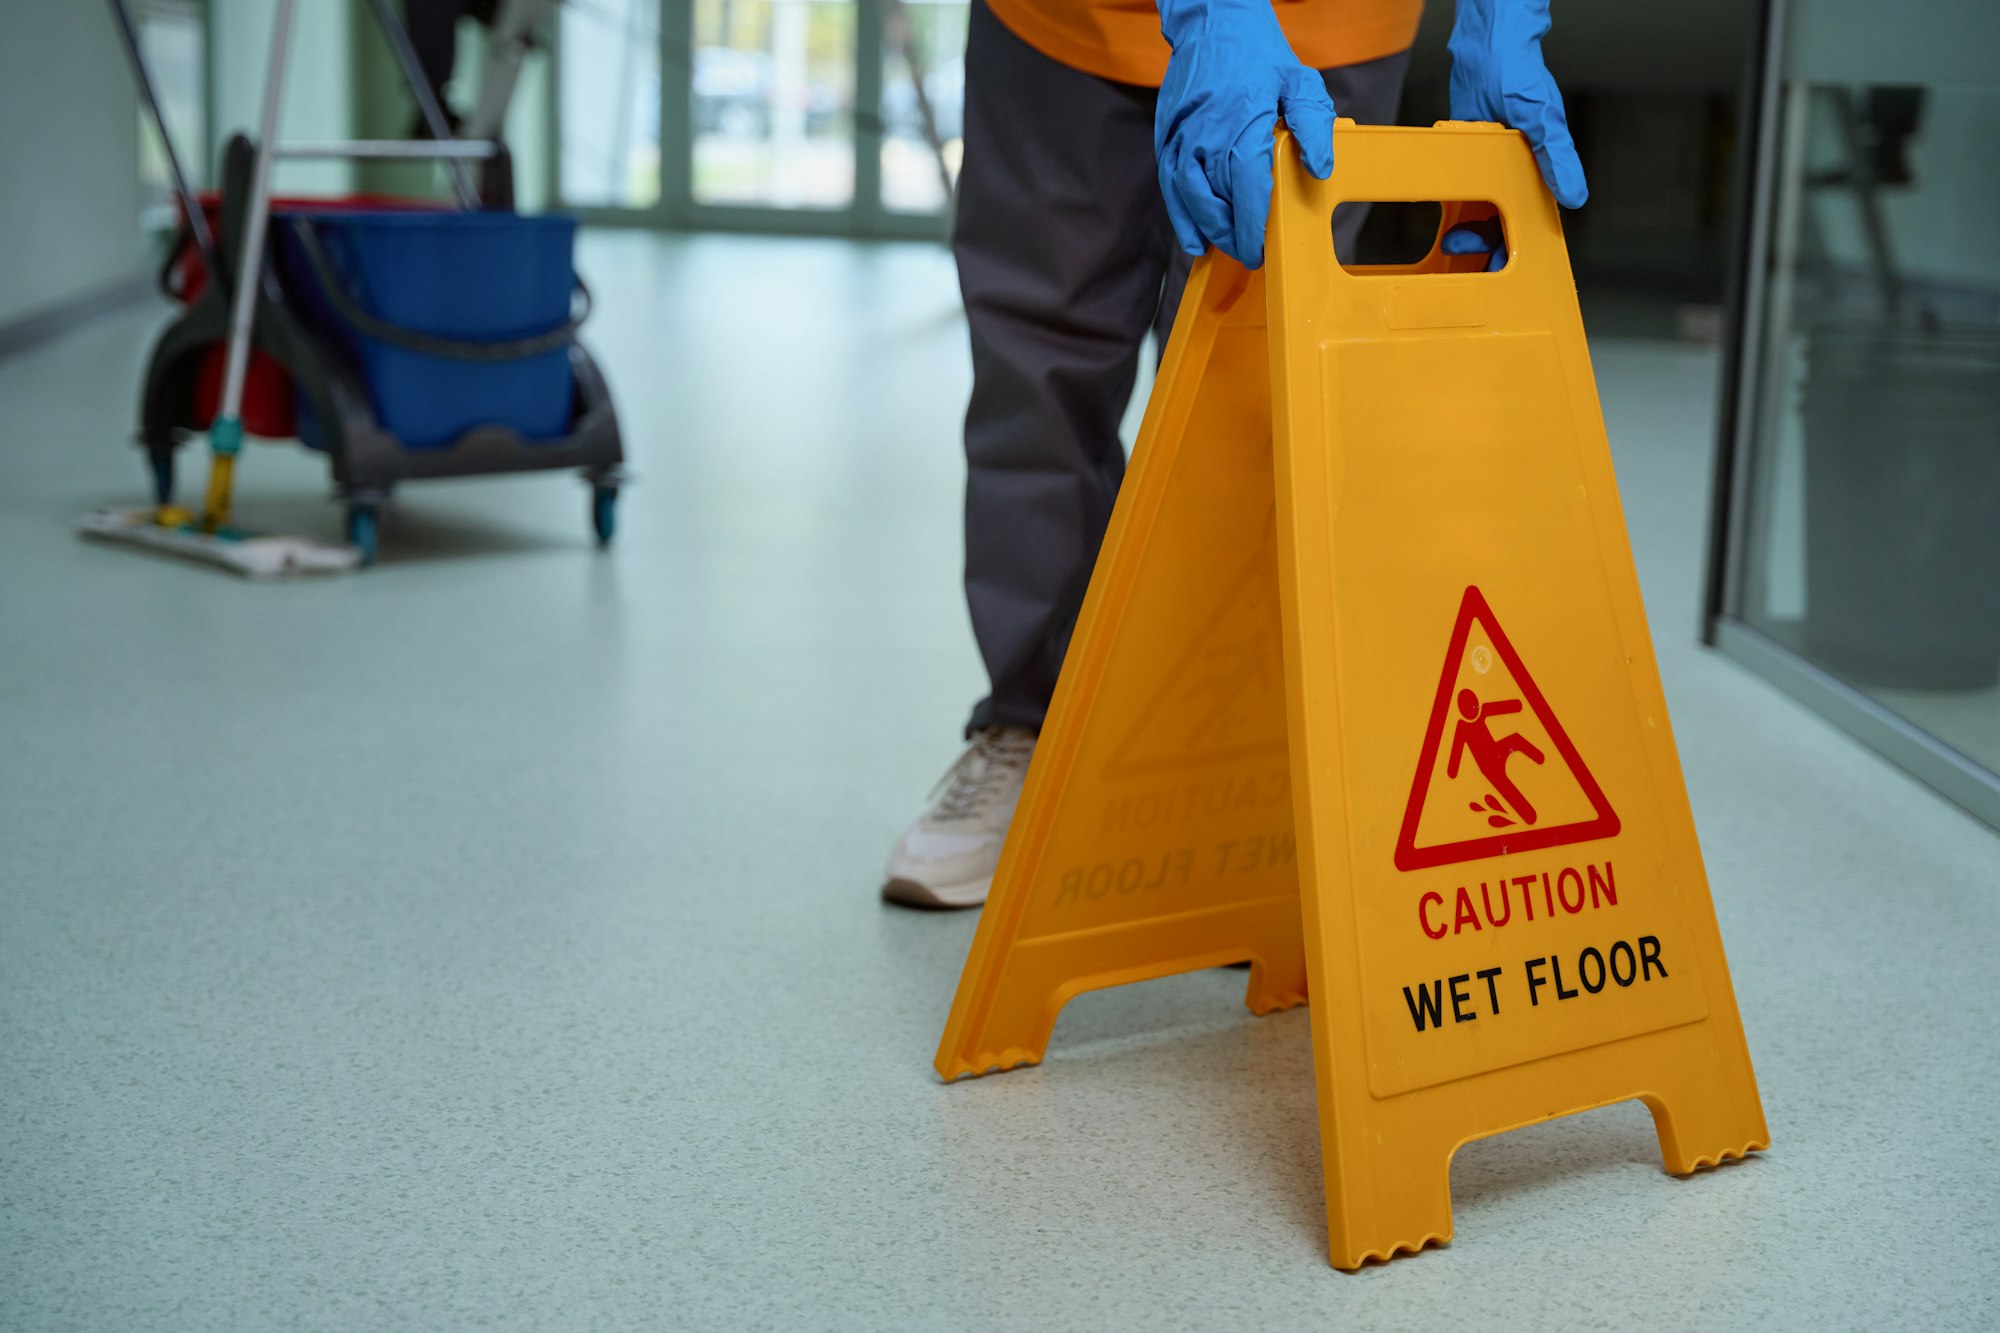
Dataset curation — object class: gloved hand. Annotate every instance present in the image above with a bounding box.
[1448,0,1588,208]
[1155,0,1337,269]
[1442,218,1508,270]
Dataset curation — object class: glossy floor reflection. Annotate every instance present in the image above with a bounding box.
[1,233,1994,1329]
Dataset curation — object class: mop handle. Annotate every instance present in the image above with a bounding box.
[216,0,298,434]
[104,0,219,280]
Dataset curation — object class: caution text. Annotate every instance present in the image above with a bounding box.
[1418,860,1619,940]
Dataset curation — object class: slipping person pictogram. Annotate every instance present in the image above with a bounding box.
[1395,586,1621,871]
[1448,688,1545,826]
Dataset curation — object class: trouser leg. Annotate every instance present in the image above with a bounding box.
[959,23,1412,732]
[955,0,1174,734]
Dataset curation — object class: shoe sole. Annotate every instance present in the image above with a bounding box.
[881,875,990,910]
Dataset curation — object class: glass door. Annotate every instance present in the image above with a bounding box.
[691,0,857,210]
[556,0,965,234]
[1707,0,2000,828]
[558,0,664,211]
[878,0,966,215]
[134,0,210,233]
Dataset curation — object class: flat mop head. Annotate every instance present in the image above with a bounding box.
[77,507,362,579]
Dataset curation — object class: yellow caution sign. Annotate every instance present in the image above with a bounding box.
[935,121,1769,1268]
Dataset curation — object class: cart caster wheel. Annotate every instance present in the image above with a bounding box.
[591,487,617,546]
[345,504,380,567]
[147,450,175,506]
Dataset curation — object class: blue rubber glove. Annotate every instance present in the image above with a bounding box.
[1448,0,1588,208]
[1155,0,1337,269]
[1442,218,1508,270]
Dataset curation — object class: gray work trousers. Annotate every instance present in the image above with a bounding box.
[954,0,1411,735]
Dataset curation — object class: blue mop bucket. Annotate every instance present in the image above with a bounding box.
[277,210,585,449]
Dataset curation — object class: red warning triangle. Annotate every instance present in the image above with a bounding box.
[1394,586,1619,871]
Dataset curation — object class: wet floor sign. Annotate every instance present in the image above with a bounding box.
[934,122,1769,1268]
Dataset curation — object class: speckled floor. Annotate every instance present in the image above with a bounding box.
[1,234,1995,1330]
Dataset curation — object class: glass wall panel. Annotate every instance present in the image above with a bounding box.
[135,0,209,228]
[560,0,662,208]
[879,0,966,214]
[1726,1,2000,794]
[691,0,857,208]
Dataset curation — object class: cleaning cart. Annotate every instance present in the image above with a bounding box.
[87,0,623,573]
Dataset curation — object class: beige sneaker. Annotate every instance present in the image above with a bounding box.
[881,727,1037,909]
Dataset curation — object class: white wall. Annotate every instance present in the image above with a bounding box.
[458,19,554,211]
[0,4,150,328]
[500,26,552,211]
[208,0,356,195]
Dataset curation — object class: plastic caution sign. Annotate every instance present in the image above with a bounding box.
[935,122,1768,1268]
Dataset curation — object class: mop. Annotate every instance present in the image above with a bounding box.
[79,0,361,578]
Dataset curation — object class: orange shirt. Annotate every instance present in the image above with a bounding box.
[984,0,1423,88]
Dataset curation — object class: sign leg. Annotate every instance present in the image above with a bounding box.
[1637,1025,1771,1175]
